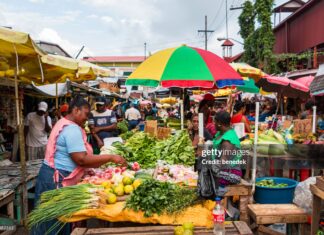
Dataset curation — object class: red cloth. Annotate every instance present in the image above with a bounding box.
[231,113,250,132]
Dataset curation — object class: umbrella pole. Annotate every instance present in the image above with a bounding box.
[252,101,260,194]
[312,105,317,134]
[56,82,58,109]
[13,44,28,222]
[180,89,184,130]
[270,93,281,130]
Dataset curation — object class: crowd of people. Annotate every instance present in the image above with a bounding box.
[2,93,318,162]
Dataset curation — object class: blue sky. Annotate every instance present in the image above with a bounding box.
[0,0,293,58]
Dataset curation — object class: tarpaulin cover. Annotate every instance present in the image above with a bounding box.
[61,201,215,228]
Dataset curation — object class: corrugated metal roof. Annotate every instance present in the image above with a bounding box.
[83,56,145,63]
[310,63,324,95]
[273,0,305,13]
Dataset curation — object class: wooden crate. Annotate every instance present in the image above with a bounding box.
[310,183,324,235]
[157,127,171,140]
[71,221,253,235]
[144,121,158,137]
[225,180,252,223]
[248,204,308,225]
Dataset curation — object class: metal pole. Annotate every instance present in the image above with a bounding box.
[226,0,228,39]
[198,113,204,138]
[75,45,85,59]
[204,15,207,50]
[312,106,317,133]
[56,82,58,109]
[252,102,260,194]
[180,100,184,130]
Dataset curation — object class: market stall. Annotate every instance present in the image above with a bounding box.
[0,26,109,227]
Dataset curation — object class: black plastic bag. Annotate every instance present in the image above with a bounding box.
[195,156,228,199]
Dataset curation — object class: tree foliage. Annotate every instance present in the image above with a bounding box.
[238,0,276,73]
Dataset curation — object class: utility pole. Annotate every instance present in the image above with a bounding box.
[226,0,228,39]
[144,42,147,59]
[198,15,214,50]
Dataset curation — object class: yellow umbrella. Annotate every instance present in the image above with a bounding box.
[230,62,266,82]
[1,27,107,84]
[0,27,46,82]
[213,88,234,97]
[78,60,111,78]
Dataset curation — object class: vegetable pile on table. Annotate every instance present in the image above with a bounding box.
[125,179,201,217]
[101,130,195,169]
[155,162,197,186]
[81,166,145,204]
[154,130,195,165]
[256,179,288,188]
[117,120,129,134]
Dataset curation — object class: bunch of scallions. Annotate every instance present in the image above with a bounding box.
[27,184,106,234]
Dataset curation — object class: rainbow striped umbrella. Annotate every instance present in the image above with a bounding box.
[126,45,243,88]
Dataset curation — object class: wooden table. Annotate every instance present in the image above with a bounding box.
[0,189,15,219]
[71,221,253,235]
[310,176,324,235]
[0,189,16,235]
[0,159,42,223]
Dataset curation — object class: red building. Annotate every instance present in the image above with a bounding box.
[273,0,324,75]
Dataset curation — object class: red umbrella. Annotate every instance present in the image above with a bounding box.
[256,75,290,92]
[257,75,310,98]
[290,75,314,92]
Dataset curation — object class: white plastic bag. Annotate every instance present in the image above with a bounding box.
[293,176,316,213]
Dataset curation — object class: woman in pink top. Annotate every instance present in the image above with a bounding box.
[31,96,127,235]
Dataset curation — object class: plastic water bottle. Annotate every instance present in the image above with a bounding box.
[212,197,225,235]
[285,124,294,145]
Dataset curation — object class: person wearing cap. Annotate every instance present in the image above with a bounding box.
[89,97,118,153]
[24,101,52,160]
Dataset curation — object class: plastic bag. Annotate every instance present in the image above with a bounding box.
[195,155,227,199]
[293,176,316,213]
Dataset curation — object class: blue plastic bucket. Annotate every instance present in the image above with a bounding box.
[254,177,298,204]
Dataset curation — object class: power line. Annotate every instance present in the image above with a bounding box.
[209,0,225,29]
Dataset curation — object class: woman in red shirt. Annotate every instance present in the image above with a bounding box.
[231,101,251,133]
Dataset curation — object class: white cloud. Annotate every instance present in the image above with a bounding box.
[87,14,98,19]
[1,0,289,57]
[37,28,94,58]
[60,10,82,22]
[101,16,114,24]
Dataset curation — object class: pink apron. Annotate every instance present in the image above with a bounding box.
[45,118,93,187]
